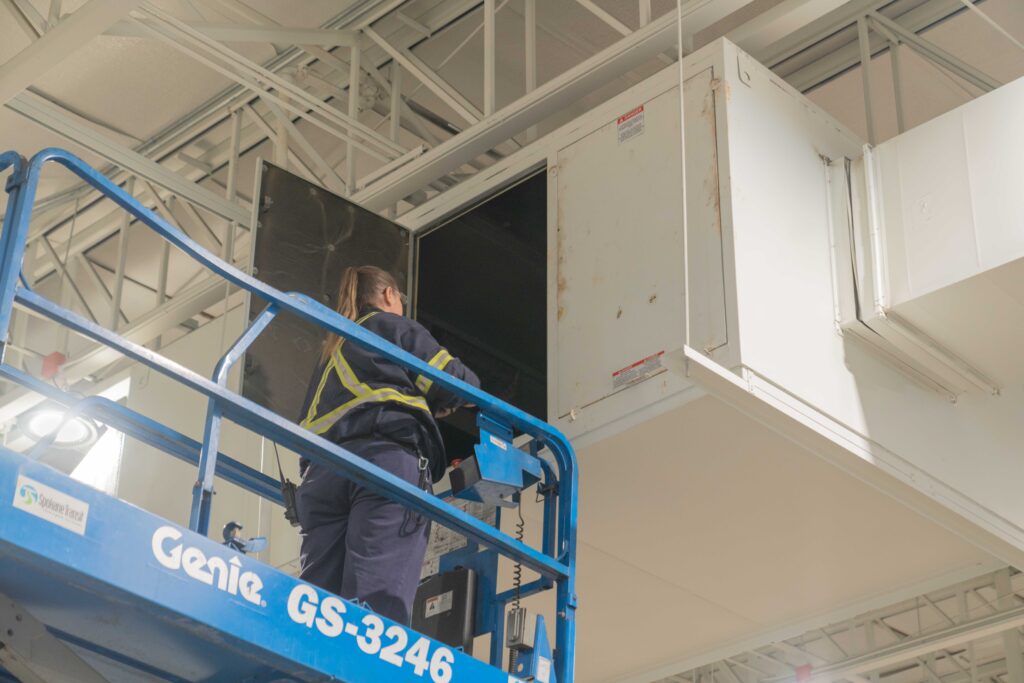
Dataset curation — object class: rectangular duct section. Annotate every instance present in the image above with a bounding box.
[829,75,1024,400]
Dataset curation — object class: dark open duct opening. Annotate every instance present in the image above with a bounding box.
[416,171,548,460]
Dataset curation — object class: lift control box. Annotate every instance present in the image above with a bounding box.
[449,425,542,507]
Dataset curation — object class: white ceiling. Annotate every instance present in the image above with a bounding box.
[514,396,994,683]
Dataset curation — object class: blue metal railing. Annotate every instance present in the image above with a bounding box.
[0,148,578,682]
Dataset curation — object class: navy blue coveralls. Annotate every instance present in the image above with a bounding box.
[295,306,480,625]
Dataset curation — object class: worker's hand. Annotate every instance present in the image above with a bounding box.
[434,407,454,419]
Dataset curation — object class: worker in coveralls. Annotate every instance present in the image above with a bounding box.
[295,265,480,626]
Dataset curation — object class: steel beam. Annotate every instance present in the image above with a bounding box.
[875,23,907,134]
[857,17,877,145]
[9,0,45,33]
[867,11,1000,92]
[353,8,681,210]
[0,276,229,424]
[241,103,322,185]
[46,0,61,28]
[109,177,132,330]
[77,254,127,326]
[395,11,432,38]
[37,235,98,324]
[2,0,42,39]
[7,92,250,224]
[9,3,411,290]
[364,26,484,125]
[997,572,1024,683]
[19,0,485,290]
[223,108,241,264]
[260,95,348,195]
[577,0,631,36]
[484,0,496,116]
[134,4,405,162]
[718,0,849,55]
[803,606,1024,683]
[525,0,537,142]
[106,20,358,46]
[0,0,141,105]
[760,0,988,93]
[357,145,425,192]
[346,37,363,192]
[389,62,403,143]
[136,180,191,244]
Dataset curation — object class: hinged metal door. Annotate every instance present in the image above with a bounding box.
[244,162,412,420]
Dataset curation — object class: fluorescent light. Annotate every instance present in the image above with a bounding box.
[20,408,99,449]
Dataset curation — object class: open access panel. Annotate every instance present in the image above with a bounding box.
[245,163,547,458]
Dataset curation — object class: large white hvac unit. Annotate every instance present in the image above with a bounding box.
[404,38,867,444]
[400,38,1024,565]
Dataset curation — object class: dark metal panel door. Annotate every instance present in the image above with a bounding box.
[243,162,410,421]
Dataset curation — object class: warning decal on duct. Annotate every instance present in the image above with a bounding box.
[612,351,665,390]
[617,105,645,143]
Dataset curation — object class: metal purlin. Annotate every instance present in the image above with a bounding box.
[0,147,578,682]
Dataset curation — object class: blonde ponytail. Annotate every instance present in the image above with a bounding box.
[337,266,360,321]
[320,265,399,364]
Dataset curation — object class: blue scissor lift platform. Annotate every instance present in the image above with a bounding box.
[0,149,579,683]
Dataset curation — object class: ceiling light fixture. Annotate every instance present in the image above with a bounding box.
[19,407,100,450]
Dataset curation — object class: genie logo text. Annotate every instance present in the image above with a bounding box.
[151,526,265,607]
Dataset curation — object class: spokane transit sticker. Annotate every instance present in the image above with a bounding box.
[12,475,89,535]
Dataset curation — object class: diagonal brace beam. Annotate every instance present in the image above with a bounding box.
[363,26,483,125]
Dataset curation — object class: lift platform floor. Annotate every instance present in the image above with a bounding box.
[0,447,519,683]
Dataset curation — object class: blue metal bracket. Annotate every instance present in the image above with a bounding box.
[512,614,559,683]
[190,304,278,534]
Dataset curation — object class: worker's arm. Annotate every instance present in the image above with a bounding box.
[397,318,480,412]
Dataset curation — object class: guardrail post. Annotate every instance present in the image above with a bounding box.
[189,304,278,535]
[0,153,28,360]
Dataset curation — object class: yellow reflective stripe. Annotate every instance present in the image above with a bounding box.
[300,358,335,429]
[302,311,381,427]
[415,349,454,394]
[303,352,365,432]
[301,312,379,428]
[304,330,429,434]
[306,389,430,435]
[332,346,371,396]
